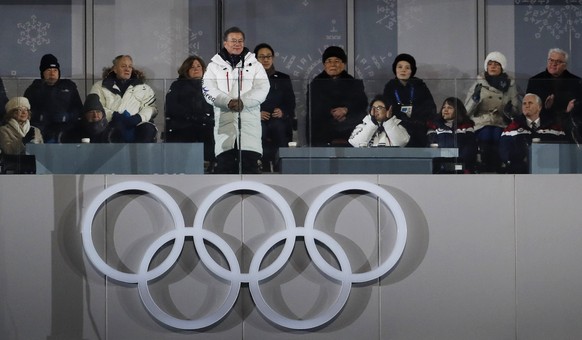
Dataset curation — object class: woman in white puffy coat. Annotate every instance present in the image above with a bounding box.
[202,27,270,173]
[349,95,410,147]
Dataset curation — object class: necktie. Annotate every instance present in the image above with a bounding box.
[531,122,537,131]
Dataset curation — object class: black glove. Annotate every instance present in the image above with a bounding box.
[472,83,482,102]
[123,113,142,127]
[502,101,513,122]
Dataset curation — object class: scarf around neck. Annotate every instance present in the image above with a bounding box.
[7,118,30,138]
[484,72,510,92]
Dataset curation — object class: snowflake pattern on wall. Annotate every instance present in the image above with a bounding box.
[376,0,423,35]
[153,26,204,65]
[17,15,51,52]
[520,3,582,39]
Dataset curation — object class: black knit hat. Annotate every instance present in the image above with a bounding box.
[39,54,60,78]
[82,94,105,115]
[392,53,417,77]
[322,46,347,64]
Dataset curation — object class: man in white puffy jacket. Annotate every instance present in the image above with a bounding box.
[202,26,270,174]
[349,95,410,147]
[90,55,158,143]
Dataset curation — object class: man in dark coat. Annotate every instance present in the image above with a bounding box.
[306,46,368,146]
[24,54,83,143]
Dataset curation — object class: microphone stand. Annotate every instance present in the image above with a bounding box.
[236,58,244,174]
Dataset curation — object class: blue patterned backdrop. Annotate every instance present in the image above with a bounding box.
[515,0,582,79]
[0,1,71,78]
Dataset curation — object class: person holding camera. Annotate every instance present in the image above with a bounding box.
[348,95,409,147]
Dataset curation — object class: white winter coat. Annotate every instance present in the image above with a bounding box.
[202,52,270,156]
[90,79,157,124]
[348,114,410,147]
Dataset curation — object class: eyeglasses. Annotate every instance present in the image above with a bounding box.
[548,58,566,65]
[14,107,30,113]
[228,39,244,44]
[257,55,273,60]
[371,106,387,111]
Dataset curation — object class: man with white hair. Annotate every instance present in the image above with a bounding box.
[526,48,582,143]
[499,93,565,173]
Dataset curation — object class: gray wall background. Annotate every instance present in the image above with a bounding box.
[2,174,582,339]
[2,1,581,142]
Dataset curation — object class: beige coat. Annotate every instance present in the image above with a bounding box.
[464,74,520,131]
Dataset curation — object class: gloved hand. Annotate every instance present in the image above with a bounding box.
[502,101,513,122]
[110,111,124,128]
[122,110,141,127]
[472,83,482,102]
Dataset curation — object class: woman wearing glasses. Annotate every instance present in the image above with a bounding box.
[0,97,43,155]
[348,95,409,147]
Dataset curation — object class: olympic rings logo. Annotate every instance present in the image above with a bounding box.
[81,180,408,330]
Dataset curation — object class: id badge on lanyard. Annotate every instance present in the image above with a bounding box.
[400,105,413,117]
[395,87,414,118]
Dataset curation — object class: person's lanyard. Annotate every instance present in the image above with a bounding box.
[394,86,414,105]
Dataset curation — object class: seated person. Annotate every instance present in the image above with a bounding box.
[0,97,43,155]
[427,97,478,173]
[90,55,158,143]
[165,56,215,167]
[306,46,368,146]
[23,54,83,143]
[500,93,566,174]
[349,95,409,147]
[254,43,296,170]
[61,93,118,143]
[383,53,437,147]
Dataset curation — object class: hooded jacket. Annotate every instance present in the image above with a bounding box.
[202,48,270,156]
[90,71,157,124]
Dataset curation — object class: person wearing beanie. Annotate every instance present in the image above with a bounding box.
[526,48,582,144]
[90,54,158,143]
[202,26,270,174]
[0,97,43,155]
[464,51,519,173]
[253,43,296,171]
[383,53,437,147]
[61,93,119,143]
[23,53,83,143]
[306,45,368,146]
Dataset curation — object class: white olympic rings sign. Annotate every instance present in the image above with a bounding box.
[81,180,408,330]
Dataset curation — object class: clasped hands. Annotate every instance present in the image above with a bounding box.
[112,110,141,127]
[228,99,244,112]
[330,107,348,122]
[261,108,284,120]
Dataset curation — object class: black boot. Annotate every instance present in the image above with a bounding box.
[214,150,238,174]
[241,150,262,174]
